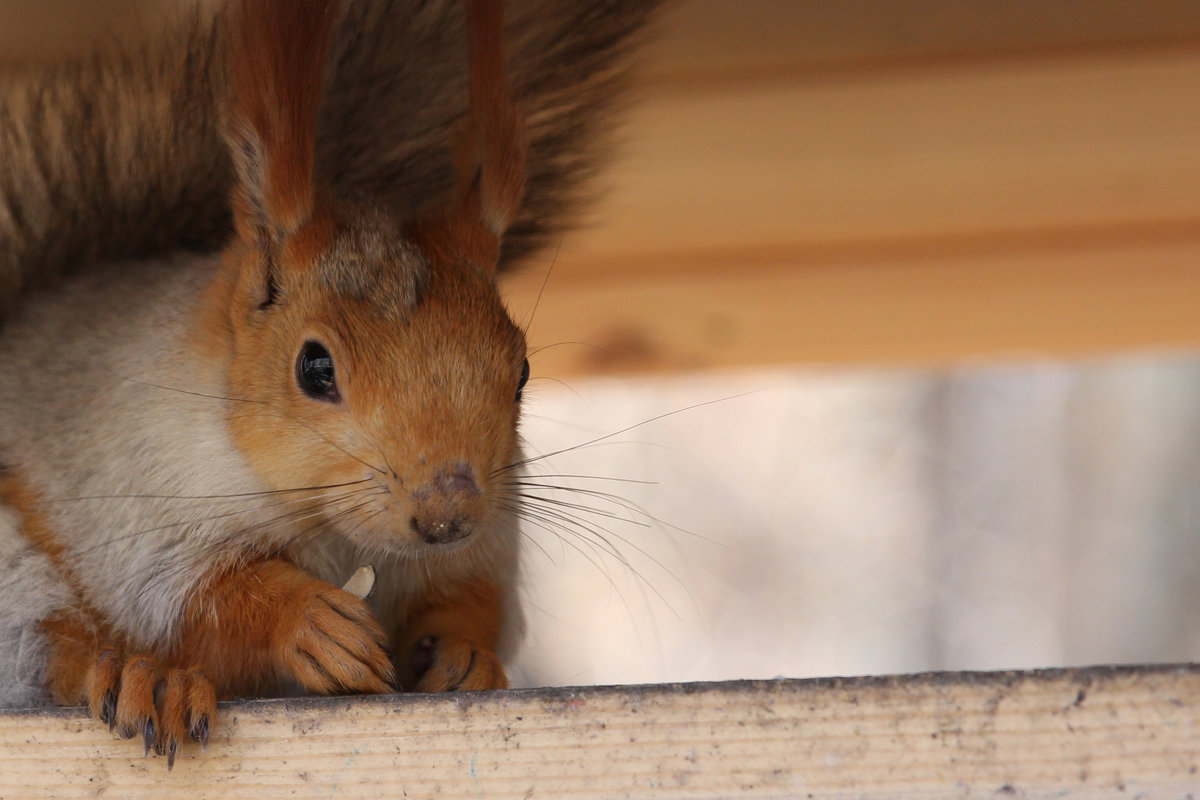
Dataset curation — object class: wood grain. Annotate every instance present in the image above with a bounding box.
[506,235,1200,374]
[2,665,1197,799]
[647,0,1200,81]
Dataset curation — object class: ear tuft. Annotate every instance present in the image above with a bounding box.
[225,0,340,239]
[412,0,527,276]
[464,0,526,239]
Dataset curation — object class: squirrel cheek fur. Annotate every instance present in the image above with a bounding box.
[213,211,526,555]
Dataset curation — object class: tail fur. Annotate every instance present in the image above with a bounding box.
[0,0,661,323]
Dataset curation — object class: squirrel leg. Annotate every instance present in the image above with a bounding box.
[42,608,121,720]
[394,578,508,692]
[174,558,395,698]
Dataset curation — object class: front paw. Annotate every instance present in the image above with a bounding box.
[272,582,395,695]
[86,649,216,770]
[406,636,508,692]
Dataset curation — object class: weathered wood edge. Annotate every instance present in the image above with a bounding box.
[2,662,1192,720]
[2,664,1198,799]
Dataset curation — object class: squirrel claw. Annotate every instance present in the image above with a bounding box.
[99,688,118,731]
[142,719,155,757]
[191,713,210,751]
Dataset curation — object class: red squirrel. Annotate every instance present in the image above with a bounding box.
[0,0,657,767]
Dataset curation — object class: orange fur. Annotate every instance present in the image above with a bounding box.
[414,0,526,275]
[0,470,65,567]
[393,577,508,691]
[410,198,502,276]
[29,0,520,725]
[114,656,159,743]
[0,472,125,710]
[171,559,393,697]
[464,0,526,237]
[9,471,219,763]
[40,609,112,707]
[1,0,658,769]
[226,0,340,232]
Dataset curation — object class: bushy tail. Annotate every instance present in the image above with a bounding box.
[0,11,230,321]
[0,0,660,324]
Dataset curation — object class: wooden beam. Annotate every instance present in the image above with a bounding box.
[505,235,1200,375]
[648,0,1200,82]
[2,665,1197,798]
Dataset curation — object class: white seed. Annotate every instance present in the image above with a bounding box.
[341,564,376,600]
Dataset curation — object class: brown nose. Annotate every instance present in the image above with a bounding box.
[410,462,481,545]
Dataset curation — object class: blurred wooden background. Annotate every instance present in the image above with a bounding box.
[502,0,1200,374]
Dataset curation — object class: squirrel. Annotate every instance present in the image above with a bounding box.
[0,0,658,767]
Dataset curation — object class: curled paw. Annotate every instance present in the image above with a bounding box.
[273,582,395,695]
[84,650,216,769]
[407,636,508,692]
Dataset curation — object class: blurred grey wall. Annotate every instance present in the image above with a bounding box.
[511,355,1200,686]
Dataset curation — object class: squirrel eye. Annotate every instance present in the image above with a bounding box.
[515,358,530,403]
[296,341,339,402]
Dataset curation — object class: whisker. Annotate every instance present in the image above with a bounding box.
[122,375,388,477]
[283,496,382,557]
[499,392,756,475]
[341,508,387,547]
[508,480,717,546]
[508,500,664,631]
[42,479,374,505]
[119,376,266,405]
[227,405,387,476]
[517,237,560,335]
[71,484,381,559]
[517,528,555,565]
[516,494,682,612]
[515,473,657,487]
[512,490,650,529]
[500,501,624,594]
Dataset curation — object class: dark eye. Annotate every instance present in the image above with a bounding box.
[515,358,530,403]
[296,341,339,402]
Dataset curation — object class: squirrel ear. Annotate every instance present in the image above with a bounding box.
[412,0,526,276]
[462,0,525,241]
[224,0,340,242]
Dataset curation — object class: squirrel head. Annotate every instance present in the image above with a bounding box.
[203,0,529,556]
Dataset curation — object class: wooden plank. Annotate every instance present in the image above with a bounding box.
[504,235,1200,374]
[569,48,1200,266]
[649,0,1200,81]
[1,666,1197,798]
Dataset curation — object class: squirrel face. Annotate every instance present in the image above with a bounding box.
[218,203,528,556]
[206,0,533,560]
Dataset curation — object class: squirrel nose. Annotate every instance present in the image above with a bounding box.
[409,461,481,545]
[410,515,474,544]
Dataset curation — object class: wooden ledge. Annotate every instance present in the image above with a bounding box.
[2,665,1198,798]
